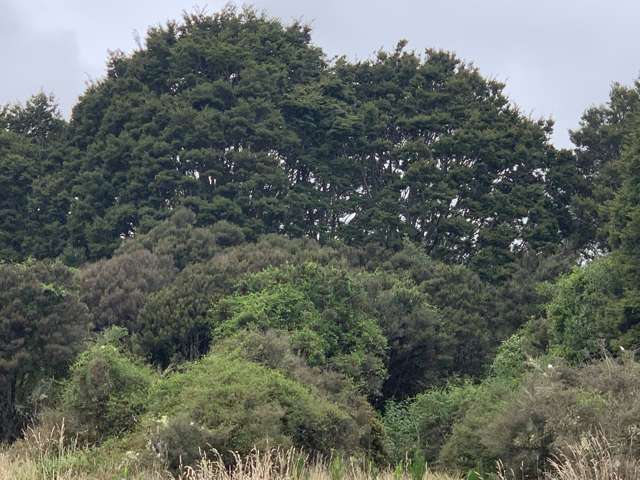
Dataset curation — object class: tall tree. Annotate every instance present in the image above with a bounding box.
[570,81,640,254]
[66,7,323,259]
[0,93,73,260]
[0,261,90,441]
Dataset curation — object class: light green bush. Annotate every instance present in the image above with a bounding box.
[62,329,157,442]
[145,350,382,468]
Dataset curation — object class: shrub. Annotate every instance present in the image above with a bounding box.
[79,249,176,332]
[441,356,640,477]
[117,208,246,270]
[383,381,482,466]
[211,263,388,397]
[62,330,157,442]
[547,256,627,362]
[135,236,349,367]
[145,350,381,468]
[437,379,516,474]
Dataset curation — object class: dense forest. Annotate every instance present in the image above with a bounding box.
[2,7,640,480]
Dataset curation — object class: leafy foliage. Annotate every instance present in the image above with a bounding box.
[0,261,90,441]
[79,249,176,332]
[211,263,388,397]
[146,350,382,468]
[62,329,156,442]
[547,257,628,362]
[440,357,640,476]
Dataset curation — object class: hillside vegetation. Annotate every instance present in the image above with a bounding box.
[2,6,640,480]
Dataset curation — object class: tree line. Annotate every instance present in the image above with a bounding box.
[2,6,640,478]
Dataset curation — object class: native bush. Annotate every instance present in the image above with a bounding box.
[211,262,388,397]
[62,328,157,443]
[145,350,381,468]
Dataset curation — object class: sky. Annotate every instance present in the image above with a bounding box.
[1,0,638,148]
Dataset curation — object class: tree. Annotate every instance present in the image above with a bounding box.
[0,261,91,441]
[360,272,451,400]
[327,48,563,281]
[0,93,65,145]
[116,207,246,270]
[65,7,322,259]
[0,131,36,261]
[0,94,74,261]
[570,80,640,254]
[79,249,176,333]
[211,263,388,398]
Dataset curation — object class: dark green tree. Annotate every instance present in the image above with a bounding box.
[0,261,91,441]
[570,80,640,254]
[79,249,176,332]
[0,94,74,261]
[65,7,322,259]
[0,131,36,261]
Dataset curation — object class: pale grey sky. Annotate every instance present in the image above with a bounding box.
[2,0,639,147]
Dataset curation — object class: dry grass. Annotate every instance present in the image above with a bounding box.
[495,431,640,480]
[176,448,459,480]
[8,427,640,480]
[0,419,166,480]
[544,431,640,480]
[0,442,461,480]
[0,422,460,480]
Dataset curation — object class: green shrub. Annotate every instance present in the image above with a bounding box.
[62,330,157,442]
[384,381,480,464]
[134,236,350,368]
[145,350,382,467]
[547,256,627,362]
[440,356,640,477]
[437,379,515,473]
[211,263,388,397]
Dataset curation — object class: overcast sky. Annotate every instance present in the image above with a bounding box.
[2,0,638,147]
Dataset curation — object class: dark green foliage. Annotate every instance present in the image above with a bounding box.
[136,235,346,367]
[0,92,65,144]
[0,94,74,261]
[116,207,246,270]
[62,329,156,442]
[360,272,451,399]
[609,119,640,269]
[0,7,563,277]
[570,81,640,253]
[383,243,501,380]
[65,7,321,260]
[0,261,91,441]
[327,48,563,280]
[0,130,37,261]
[79,249,176,332]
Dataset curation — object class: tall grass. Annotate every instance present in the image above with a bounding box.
[495,430,640,480]
[0,438,461,480]
[0,419,165,480]
[10,425,639,480]
[176,448,458,480]
[544,431,640,480]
